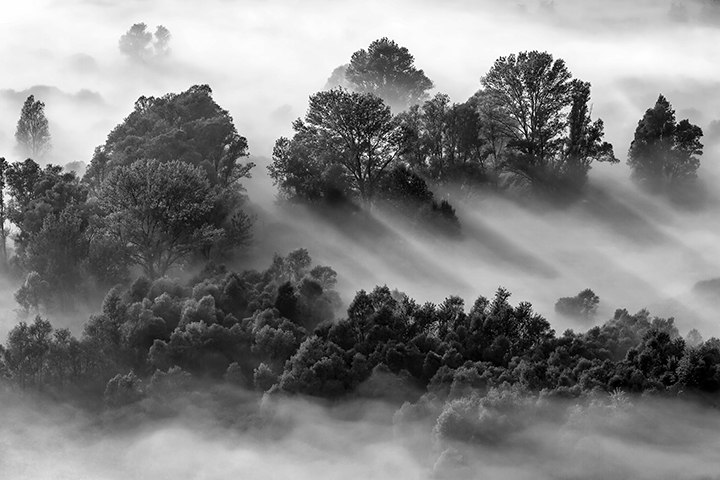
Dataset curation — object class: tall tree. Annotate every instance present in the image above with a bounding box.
[0,158,9,266]
[14,95,52,160]
[269,89,407,207]
[481,51,616,193]
[627,94,703,188]
[85,84,252,191]
[99,159,223,279]
[342,37,434,111]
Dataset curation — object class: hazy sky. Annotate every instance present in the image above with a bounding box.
[0,0,719,338]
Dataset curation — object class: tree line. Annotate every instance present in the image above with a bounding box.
[270,38,705,211]
[1,248,718,412]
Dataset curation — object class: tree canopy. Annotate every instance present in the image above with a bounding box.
[14,95,52,160]
[627,94,703,189]
[397,93,497,197]
[119,23,171,61]
[269,88,407,207]
[327,38,434,111]
[99,159,223,279]
[481,51,617,194]
[85,84,253,191]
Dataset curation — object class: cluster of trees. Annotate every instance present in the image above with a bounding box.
[0,249,341,403]
[1,85,254,312]
[271,38,706,217]
[118,23,172,62]
[628,94,704,190]
[2,251,719,411]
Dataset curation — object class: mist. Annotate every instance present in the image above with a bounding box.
[4,388,720,479]
[2,0,720,478]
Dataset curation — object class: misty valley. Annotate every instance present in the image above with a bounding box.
[2,1,720,479]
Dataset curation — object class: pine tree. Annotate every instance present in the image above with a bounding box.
[14,95,52,159]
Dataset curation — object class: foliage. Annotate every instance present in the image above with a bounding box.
[627,94,704,189]
[269,88,407,207]
[5,159,88,253]
[4,256,720,423]
[118,23,171,62]
[481,51,617,194]
[99,159,224,278]
[14,95,52,160]
[0,158,10,266]
[398,93,498,197]
[555,288,600,321]
[377,165,461,236]
[85,84,253,191]
[342,37,434,111]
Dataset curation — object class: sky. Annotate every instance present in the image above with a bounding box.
[0,0,719,337]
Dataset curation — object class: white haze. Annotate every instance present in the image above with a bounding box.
[3,390,720,480]
[1,1,720,477]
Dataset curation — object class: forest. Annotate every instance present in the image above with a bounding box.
[2,2,720,478]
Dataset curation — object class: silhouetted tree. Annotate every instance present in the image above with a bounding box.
[0,158,9,266]
[627,94,703,189]
[398,93,495,196]
[481,51,617,193]
[5,159,88,255]
[86,85,252,190]
[269,89,407,207]
[14,95,52,159]
[341,37,434,111]
[99,159,223,278]
[86,85,254,262]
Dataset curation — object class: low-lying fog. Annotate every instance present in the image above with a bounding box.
[4,391,720,480]
[1,0,720,478]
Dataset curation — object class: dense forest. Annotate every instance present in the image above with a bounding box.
[2,20,720,479]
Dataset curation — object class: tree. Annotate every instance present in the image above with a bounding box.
[14,95,52,159]
[376,165,461,236]
[324,64,352,90]
[269,88,407,207]
[118,23,172,61]
[3,316,53,389]
[555,289,600,321]
[627,94,703,188]
[22,208,91,310]
[481,51,617,193]
[85,85,252,191]
[397,93,496,196]
[85,85,254,262]
[342,37,434,111]
[0,158,10,266]
[5,159,88,255]
[99,159,224,278]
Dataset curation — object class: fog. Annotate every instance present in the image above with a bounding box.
[1,0,720,477]
[4,389,720,479]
